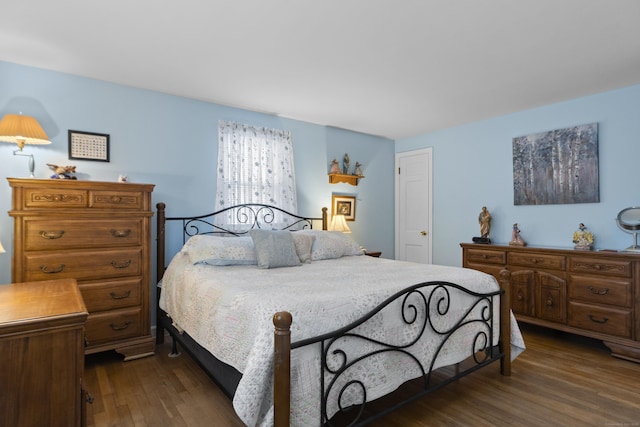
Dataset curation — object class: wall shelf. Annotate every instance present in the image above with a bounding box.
[328,173,364,186]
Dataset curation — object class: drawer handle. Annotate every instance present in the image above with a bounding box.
[110,321,131,331]
[110,290,131,300]
[588,315,609,324]
[111,259,132,269]
[40,264,65,274]
[40,230,65,239]
[111,196,123,203]
[587,286,609,296]
[546,296,554,307]
[111,229,131,238]
[516,291,524,301]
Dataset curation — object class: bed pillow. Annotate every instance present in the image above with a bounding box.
[291,232,316,264]
[249,229,302,269]
[297,230,363,260]
[183,235,257,266]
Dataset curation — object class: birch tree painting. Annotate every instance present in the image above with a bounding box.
[513,123,599,205]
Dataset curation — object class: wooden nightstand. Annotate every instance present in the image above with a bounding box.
[0,278,88,427]
[364,251,382,257]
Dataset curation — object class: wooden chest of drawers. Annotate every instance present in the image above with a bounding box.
[0,278,88,427]
[461,243,640,363]
[8,178,155,360]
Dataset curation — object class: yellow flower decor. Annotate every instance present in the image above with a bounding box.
[573,223,594,249]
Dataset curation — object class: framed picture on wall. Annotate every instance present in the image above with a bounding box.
[332,194,356,221]
[68,130,110,162]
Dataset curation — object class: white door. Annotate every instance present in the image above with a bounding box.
[395,148,432,263]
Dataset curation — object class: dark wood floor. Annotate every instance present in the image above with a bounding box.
[84,324,640,426]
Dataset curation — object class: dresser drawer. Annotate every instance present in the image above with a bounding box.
[23,248,142,281]
[90,190,144,209]
[465,248,506,265]
[569,257,632,278]
[85,308,142,346]
[569,276,632,308]
[24,218,143,250]
[509,252,565,271]
[23,188,87,208]
[79,279,142,312]
[568,301,632,338]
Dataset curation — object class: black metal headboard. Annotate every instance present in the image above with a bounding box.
[155,202,328,281]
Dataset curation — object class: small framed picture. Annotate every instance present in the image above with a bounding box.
[332,194,356,221]
[68,130,110,162]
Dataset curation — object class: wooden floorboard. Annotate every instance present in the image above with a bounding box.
[84,324,640,426]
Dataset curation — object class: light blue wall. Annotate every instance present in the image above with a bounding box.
[0,61,395,299]
[396,84,640,267]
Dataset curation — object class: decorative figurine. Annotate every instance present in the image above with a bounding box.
[329,159,341,174]
[473,206,492,244]
[573,223,594,250]
[47,163,77,179]
[354,162,364,177]
[343,153,350,175]
[509,223,526,246]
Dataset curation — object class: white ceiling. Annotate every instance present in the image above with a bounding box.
[2,1,639,140]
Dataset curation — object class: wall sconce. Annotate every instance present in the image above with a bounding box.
[0,240,5,254]
[328,214,351,233]
[0,113,51,177]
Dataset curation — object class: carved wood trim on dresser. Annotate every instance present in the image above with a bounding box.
[8,178,155,360]
[461,243,640,363]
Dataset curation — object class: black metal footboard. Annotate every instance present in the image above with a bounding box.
[274,281,506,427]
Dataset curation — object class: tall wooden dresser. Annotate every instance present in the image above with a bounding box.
[0,278,88,427]
[8,178,155,360]
[461,243,640,363]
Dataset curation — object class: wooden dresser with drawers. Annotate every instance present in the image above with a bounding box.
[8,178,155,360]
[461,243,640,363]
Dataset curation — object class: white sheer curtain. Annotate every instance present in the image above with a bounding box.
[216,120,298,228]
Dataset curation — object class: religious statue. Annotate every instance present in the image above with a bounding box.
[343,153,350,175]
[479,206,492,238]
[572,223,594,250]
[472,206,492,244]
[509,223,526,246]
[354,162,364,177]
[329,158,340,174]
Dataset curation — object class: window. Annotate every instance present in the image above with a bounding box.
[216,120,297,227]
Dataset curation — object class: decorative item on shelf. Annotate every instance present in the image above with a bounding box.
[509,223,526,246]
[354,162,364,177]
[572,223,594,250]
[329,159,340,174]
[328,153,365,185]
[328,214,351,233]
[615,207,640,253]
[472,206,492,244]
[0,113,51,178]
[343,153,350,174]
[47,163,77,180]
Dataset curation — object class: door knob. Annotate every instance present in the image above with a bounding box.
[420,230,427,236]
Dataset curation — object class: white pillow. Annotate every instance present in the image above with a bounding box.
[296,230,363,260]
[183,235,257,266]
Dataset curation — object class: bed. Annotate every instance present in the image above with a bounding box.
[155,203,524,426]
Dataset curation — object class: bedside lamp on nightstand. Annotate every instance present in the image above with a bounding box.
[328,214,351,233]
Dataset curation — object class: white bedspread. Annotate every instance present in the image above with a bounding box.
[159,253,525,426]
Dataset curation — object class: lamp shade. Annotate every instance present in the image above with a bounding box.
[0,114,51,150]
[329,214,351,233]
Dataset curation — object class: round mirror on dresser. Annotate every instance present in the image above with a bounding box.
[616,207,640,252]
